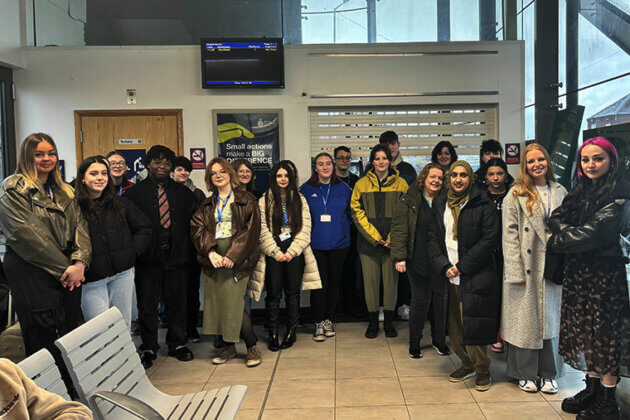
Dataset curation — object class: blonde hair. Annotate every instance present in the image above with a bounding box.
[205,157,240,193]
[511,143,555,216]
[16,133,73,197]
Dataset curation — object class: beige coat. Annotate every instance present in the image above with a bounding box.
[0,358,93,419]
[248,192,322,301]
[500,181,567,349]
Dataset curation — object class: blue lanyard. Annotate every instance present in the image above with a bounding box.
[216,189,233,223]
[283,209,288,227]
[119,185,123,196]
[320,183,331,214]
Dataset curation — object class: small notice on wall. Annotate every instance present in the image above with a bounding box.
[505,143,521,164]
[118,138,143,145]
[190,148,206,170]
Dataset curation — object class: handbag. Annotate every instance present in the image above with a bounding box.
[543,241,564,286]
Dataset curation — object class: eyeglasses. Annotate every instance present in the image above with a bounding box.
[336,156,351,161]
[108,161,126,168]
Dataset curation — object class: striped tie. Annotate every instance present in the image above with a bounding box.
[158,184,171,229]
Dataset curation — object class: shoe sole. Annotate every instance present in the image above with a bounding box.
[490,347,504,353]
[449,371,476,382]
[246,359,261,367]
[312,336,326,342]
[409,353,423,359]
[475,383,491,392]
[324,332,336,337]
[519,386,538,393]
[212,353,236,365]
[540,388,558,394]
[432,345,450,356]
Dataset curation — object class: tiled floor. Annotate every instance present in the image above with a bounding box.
[146,322,630,419]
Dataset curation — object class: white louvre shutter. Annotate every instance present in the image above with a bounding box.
[309,104,498,160]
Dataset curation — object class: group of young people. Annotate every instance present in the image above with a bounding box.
[0,131,627,419]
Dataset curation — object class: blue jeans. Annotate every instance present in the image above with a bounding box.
[81,268,134,328]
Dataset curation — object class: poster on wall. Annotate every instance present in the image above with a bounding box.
[116,149,146,182]
[214,110,282,193]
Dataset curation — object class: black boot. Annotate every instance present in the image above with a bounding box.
[280,328,297,349]
[267,329,280,352]
[577,383,619,420]
[384,310,398,338]
[562,374,600,414]
[365,312,379,339]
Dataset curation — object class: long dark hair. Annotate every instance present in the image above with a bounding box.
[76,155,125,222]
[431,141,458,167]
[556,137,624,225]
[266,161,303,236]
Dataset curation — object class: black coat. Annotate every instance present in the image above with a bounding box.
[125,178,198,268]
[428,184,500,346]
[85,197,151,283]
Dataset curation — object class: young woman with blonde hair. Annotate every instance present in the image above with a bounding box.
[0,133,91,392]
[501,143,567,394]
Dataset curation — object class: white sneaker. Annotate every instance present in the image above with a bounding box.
[539,378,558,394]
[378,307,384,322]
[397,304,410,320]
[518,379,538,393]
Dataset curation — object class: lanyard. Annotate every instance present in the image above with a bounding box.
[216,189,233,223]
[320,183,331,214]
[536,185,552,220]
[119,185,123,196]
[283,209,288,227]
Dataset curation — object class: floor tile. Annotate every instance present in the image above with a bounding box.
[464,377,546,403]
[235,409,260,420]
[265,379,335,409]
[209,357,275,382]
[399,376,475,404]
[393,351,456,377]
[274,356,335,380]
[336,405,409,419]
[261,408,334,419]
[336,354,397,378]
[539,372,585,402]
[150,357,215,383]
[336,377,405,407]
[479,401,561,419]
[204,381,269,411]
[407,403,485,419]
[153,382,205,395]
[279,340,335,359]
[548,401,578,420]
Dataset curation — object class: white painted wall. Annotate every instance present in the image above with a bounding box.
[13,41,524,187]
[0,0,25,67]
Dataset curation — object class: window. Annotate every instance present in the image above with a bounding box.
[309,104,498,172]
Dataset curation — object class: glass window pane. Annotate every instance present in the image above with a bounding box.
[525,106,535,141]
[523,4,535,106]
[581,76,630,136]
[301,0,367,44]
[450,0,480,41]
[375,0,437,42]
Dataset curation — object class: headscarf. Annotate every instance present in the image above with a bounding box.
[447,160,474,240]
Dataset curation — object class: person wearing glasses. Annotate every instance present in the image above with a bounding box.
[106,151,135,196]
[124,145,198,368]
[334,146,359,189]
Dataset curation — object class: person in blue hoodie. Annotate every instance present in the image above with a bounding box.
[300,152,353,342]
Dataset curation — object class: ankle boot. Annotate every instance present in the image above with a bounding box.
[562,374,600,414]
[280,328,297,349]
[577,383,619,420]
[383,310,398,338]
[267,329,280,352]
[365,312,379,339]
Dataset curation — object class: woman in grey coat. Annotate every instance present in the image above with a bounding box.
[501,143,567,394]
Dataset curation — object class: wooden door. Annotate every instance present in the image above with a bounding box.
[74,109,184,163]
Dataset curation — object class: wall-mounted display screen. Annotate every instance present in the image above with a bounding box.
[201,38,285,89]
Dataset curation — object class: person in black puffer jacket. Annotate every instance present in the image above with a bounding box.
[428,160,500,392]
[75,155,151,328]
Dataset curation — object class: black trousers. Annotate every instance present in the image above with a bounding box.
[339,227,366,315]
[135,263,188,351]
[396,272,411,307]
[3,248,81,394]
[186,262,201,334]
[312,248,349,323]
[265,255,304,330]
[407,269,448,347]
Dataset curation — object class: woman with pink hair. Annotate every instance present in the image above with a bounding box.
[548,137,629,420]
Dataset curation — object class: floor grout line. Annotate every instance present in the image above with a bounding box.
[257,346,282,420]
[385,331,413,420]
[333,329,337,420]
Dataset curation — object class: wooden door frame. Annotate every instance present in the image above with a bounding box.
[74,109,184,164]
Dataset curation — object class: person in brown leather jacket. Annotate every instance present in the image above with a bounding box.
[0,133,91,396]
[190,157,262,367]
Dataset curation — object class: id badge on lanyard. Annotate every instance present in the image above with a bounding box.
[320,183,332,223]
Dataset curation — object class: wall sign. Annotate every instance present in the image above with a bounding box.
[116,149,146,181]
[190,147,206,170]
[505,143,521,164]
[118,138,142,145]
[214,110,282,192]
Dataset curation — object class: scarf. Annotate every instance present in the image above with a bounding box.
[446,160,474,240]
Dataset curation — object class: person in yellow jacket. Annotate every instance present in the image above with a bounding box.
[0,358,93,419]
[351,144,408,339]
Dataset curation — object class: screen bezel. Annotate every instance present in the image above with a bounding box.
[200,38,285,89]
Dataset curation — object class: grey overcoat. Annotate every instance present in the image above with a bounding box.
[500,181,567,349]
